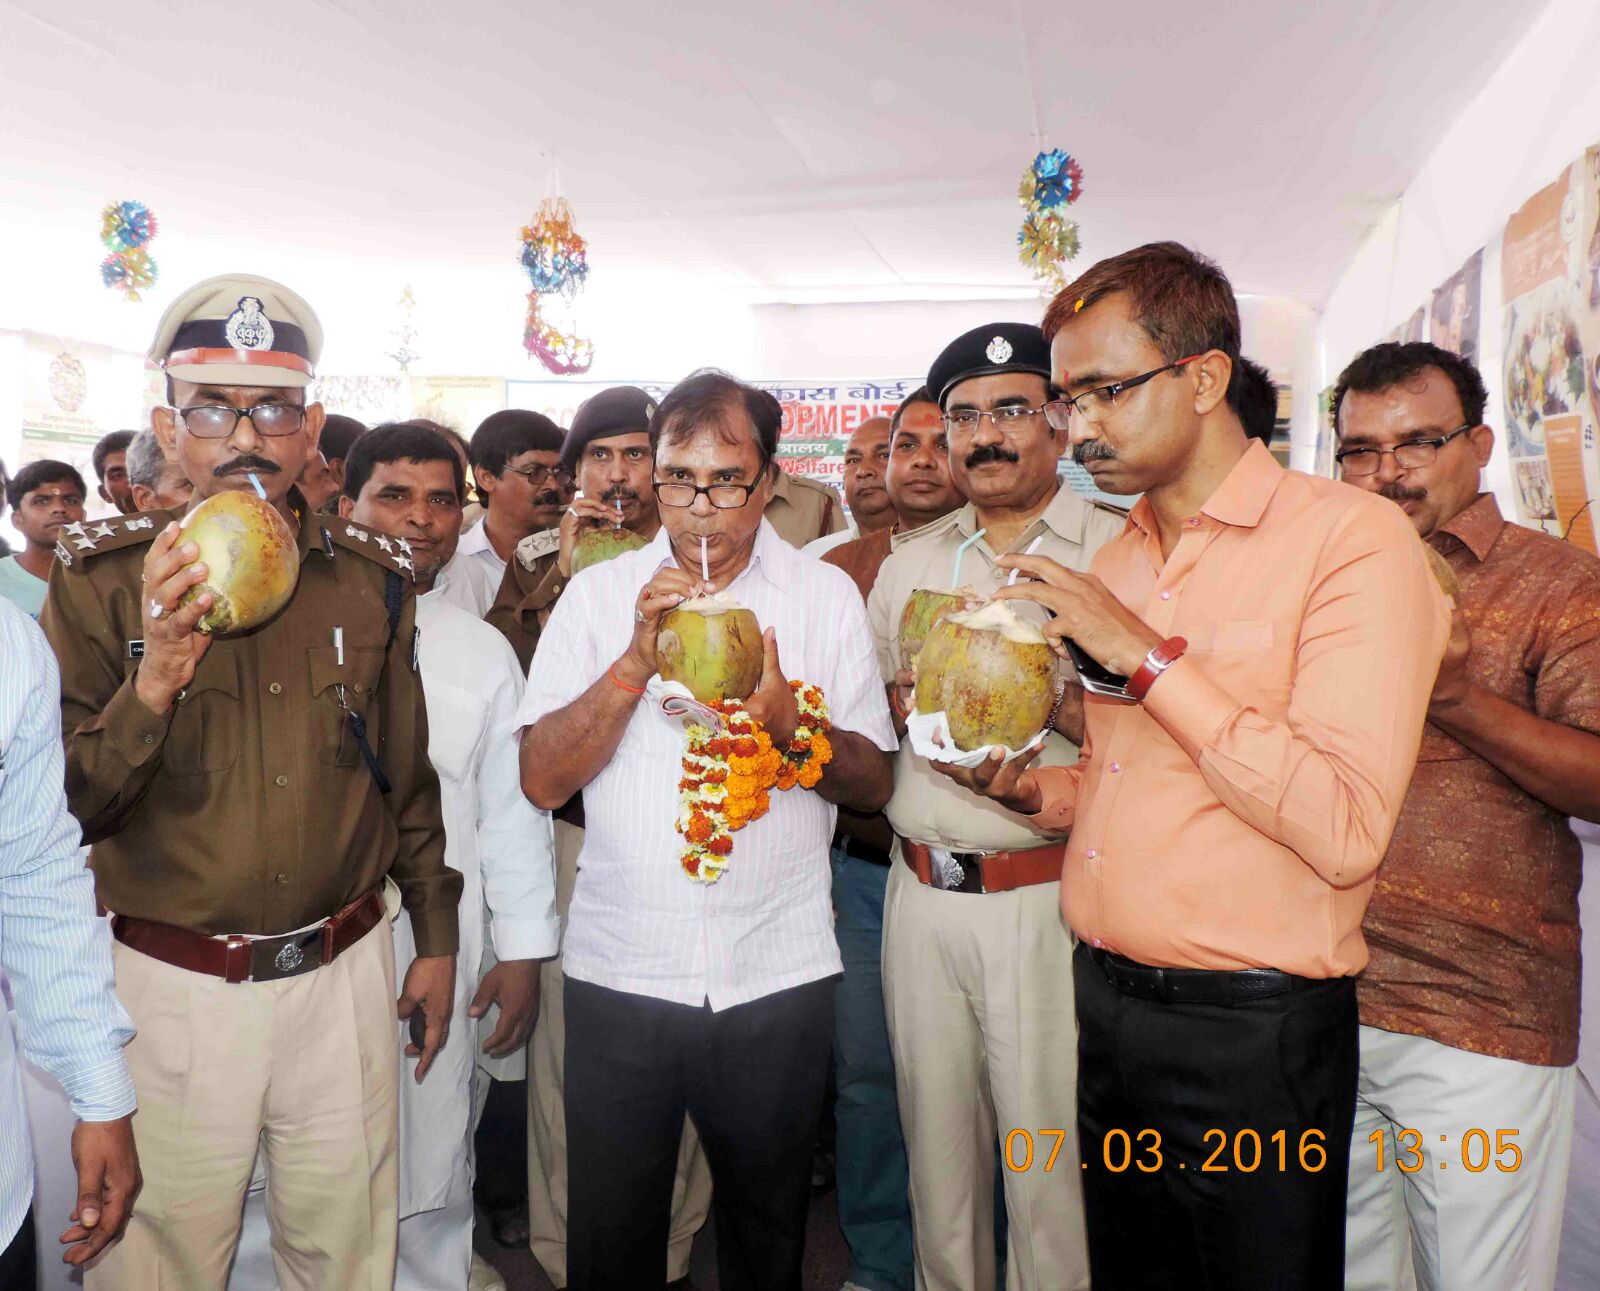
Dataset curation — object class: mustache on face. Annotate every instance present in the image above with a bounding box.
[600,487,639,503]
[1380,482,1427,504]
[214,455,281,478]
[964,444,1020,469]
[532,489,564,508]
[1072,440,1117,465]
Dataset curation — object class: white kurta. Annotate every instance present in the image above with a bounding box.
[396,591,559,1217]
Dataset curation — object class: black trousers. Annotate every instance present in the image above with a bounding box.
[564,975,835,1291]
[1073,942,1358,1291]
[1,1207,36,1289]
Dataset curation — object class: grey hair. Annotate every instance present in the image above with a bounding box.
[125,428,170,491]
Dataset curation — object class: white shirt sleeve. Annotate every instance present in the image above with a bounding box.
[475,636,561,961]
[823,570,898,753]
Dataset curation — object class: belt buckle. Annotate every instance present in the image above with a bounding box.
[251,929,322,982]
[926,846,966,891]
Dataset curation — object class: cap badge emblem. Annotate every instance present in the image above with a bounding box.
[225,296,275,351]
[985,335,1013,365]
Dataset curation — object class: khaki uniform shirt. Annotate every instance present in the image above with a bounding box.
[41,507,460,956]
[867,485,1126,854]
[764,470,847,549]
[485,528,564,674]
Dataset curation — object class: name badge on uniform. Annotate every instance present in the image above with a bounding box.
[126,640,145,659]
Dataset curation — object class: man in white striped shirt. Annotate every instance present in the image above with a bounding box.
[519,370,897,1291]
[0,597,139,1282]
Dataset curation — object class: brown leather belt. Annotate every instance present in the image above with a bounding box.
[900,839,1064,894]
[112,888,385,984]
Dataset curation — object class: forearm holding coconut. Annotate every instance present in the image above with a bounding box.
[815,729,894,813]
[519,655,645,809]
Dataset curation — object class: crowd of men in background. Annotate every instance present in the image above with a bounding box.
[0,242,1596,1291]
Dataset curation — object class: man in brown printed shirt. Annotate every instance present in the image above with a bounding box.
[1334,341,1600,1291]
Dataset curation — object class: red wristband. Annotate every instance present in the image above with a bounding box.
[608,663,646,696]
[1127,637,1187,702]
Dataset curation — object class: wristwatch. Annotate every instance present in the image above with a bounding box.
[1127,637,1187,702]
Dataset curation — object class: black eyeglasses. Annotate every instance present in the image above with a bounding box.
[942,405,1048,434]
[503,462,573,486]
[177,404,307,438]
[653,480,759,509]
[1335,425,1474,476]
[1042,356,1203,429]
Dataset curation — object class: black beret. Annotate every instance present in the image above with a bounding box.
[927,322,1052,409]
[560,386,658,475]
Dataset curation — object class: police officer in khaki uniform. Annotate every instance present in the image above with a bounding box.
[41,275,461,1291]
[484,385,712,1288]
[866,323,1125,1291]
[764,463,847,548]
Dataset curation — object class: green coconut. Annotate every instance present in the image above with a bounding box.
[914,601,1056,751]
[656,595,763,703]
[177,490,299,635]
[898,587,976,664]
[571,527,648,574]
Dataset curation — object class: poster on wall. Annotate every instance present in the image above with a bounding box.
[1386,307,1426,345]
[507,378,918,490]
[311,375,409,426]
[408,375,507,435]
[20,331,116,477]
[1429,249,1484,366]
[1499,165,1585,536]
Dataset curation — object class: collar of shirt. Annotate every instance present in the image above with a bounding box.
[457,516,493,557]
[1431,492,1503,563]
[1126,439,1284,546]
[642,518,793,596]
[949,481,1101,549]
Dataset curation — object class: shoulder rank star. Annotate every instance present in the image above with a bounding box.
[395,537,412,555]
[374,534,393,554]
[90,521,116,539]
[395,556,413,573]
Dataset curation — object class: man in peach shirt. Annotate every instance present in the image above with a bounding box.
[939,242,1450,1290]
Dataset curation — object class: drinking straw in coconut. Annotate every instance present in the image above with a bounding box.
[248,472,267,500]
[614,495,623,527]
[1007,534,1044,585]
[951,528,986,588]
[700,535,710,582]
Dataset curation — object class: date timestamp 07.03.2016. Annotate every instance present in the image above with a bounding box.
[1003,1128,1526,1174]
[1004,1128,1333,1174]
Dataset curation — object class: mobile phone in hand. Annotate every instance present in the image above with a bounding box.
[408,1009,427,1051]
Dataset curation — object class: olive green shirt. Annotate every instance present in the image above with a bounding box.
[41,507,460,956]
[764,470,847,549]
[867,485,1127,854]
[485,529,565,674]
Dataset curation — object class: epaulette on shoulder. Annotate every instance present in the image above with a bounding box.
[53,512,169,574]
[320,518,418,580]
[890,508,963,552]
[789,474,842,500]
[516,528,561,570]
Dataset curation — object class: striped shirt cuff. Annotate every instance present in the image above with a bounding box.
[59,1052,137,1123]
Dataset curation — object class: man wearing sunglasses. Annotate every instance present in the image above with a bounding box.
[864,322,1126,1291]
[40,274,459,1289]
[1335,342,1600,1291]
[934,244,1450,1291]
[464,409,569,586]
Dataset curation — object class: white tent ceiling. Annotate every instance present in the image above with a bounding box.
[2,0,1547,299]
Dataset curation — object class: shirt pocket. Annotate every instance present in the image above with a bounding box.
[308,645,386,768]
[164,651,243,776]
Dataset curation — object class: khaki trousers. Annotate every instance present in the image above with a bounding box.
[882,858,1089,1291]
[88,922,399,1291]
[527,819,712,1286]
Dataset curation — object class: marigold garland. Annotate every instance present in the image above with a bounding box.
[676,681,832,884]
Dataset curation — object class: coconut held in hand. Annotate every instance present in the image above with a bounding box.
[1421,540,1459,600]
[915,600,1056,751]
[657,593,763,703]
[898,587,977,664]
[572,527,648,574]
[177,490,299,634]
